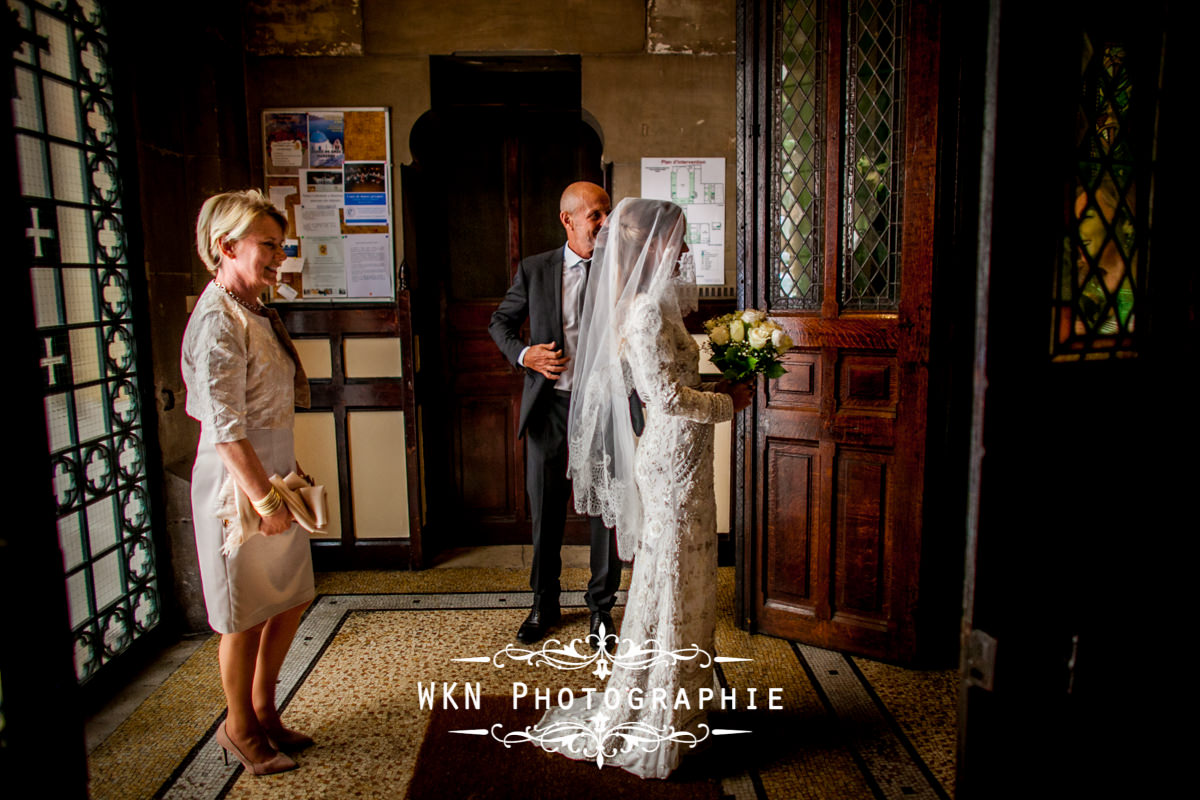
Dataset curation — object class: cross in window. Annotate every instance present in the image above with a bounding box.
[85,448,110,489]
[87,104,111,142]
[27,207,55,257]
[41,336,67,386]
[97,217,122,258]
[79,40,104,85]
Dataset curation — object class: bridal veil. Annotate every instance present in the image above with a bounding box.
[567,197,697,557]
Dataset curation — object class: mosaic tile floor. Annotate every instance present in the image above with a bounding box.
[86,568,957,799]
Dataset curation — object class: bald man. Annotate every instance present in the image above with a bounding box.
[489,182,621,648]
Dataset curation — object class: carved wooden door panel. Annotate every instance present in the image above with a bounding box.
[740,0,942,661]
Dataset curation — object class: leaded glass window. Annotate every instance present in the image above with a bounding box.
[772,0,823,309]
[11,0,160,683]
[1052,35,1150,360]
[842,0,904,310]
[770,0,906,313]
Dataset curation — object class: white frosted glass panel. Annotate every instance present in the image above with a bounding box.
[74,384,106,442]
[293,338,331,380]
[12,66,40,130]
[17,134,49,197]
[42,77,78,140]
[87,496,118,555]
[348,411,409,539]
[344,337,403,378]
[93,550,122,609]
[50,142,86,202]
[57,205,91,264]
[35,10,73,78]
[31,268,62,327]
[66,571,89,628]
[59,513,84,570]
[293,412,341,540]
[69,326,101,383]
[45,392,72,451]
[62,267,97,323]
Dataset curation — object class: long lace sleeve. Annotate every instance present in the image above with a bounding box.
[623,296,733,425]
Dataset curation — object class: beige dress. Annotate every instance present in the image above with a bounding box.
[181,283,314,634]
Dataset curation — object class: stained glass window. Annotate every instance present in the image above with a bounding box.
[11,0,160,683]
[772,0,823,309]
[1052,36,1150,360]
[842,0,904,310]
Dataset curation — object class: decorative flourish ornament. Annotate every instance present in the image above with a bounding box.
[458,624,714,681]
[493,717,711,770]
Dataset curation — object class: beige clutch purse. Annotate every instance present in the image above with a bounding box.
[220,471,329,555]
[270,471,329,534]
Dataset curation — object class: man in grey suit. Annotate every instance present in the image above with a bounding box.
[489,181,621,647]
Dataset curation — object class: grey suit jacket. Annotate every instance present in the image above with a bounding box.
[489,246,565,439]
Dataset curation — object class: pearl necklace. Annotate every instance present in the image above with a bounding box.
[212,279,266,315]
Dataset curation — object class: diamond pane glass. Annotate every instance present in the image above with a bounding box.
[1052,36,1153,361]
[772,0,823,309]
[12,1,159,684]
[842,0,905,310]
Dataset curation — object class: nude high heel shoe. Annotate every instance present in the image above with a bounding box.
[265,726,315,752]
[215,721,298,776]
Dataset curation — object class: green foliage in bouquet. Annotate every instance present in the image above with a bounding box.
[704,309,793,382]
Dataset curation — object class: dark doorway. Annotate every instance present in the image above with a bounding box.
[407,56,604,551]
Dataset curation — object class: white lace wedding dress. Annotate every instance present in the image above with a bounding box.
[538,294,733,779]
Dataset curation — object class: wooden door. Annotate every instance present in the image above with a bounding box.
[738,0,944,661]
[409,56,603,550]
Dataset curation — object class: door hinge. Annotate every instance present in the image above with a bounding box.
[965,628,998,691]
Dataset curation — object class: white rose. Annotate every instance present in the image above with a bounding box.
[742,309,767,324]
[748,326,771,349]
[772,330,794,351]
[710,325,730,346]
[729,321,745,342]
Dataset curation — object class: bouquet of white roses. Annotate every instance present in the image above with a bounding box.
[704,309,793,381]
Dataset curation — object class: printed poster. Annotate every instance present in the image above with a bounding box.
[641,157,727,285]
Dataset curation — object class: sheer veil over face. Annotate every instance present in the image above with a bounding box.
[567,198,693,556]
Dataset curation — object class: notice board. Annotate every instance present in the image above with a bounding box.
[261,107,394,301]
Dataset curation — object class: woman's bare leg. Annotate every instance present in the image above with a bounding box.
[218,622,276,762]
[252,600,311,734]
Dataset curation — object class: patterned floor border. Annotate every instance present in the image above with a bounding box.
[154,592,948,800]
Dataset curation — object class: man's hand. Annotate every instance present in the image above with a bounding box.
[523,341,569,381]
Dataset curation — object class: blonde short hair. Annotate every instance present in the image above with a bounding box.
[195,189,287,273]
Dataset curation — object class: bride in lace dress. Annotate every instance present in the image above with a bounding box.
[536,198,752,779]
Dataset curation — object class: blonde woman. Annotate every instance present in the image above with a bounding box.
[182,190,313,775]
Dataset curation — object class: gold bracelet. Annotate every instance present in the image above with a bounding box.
[252,486,283,517]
